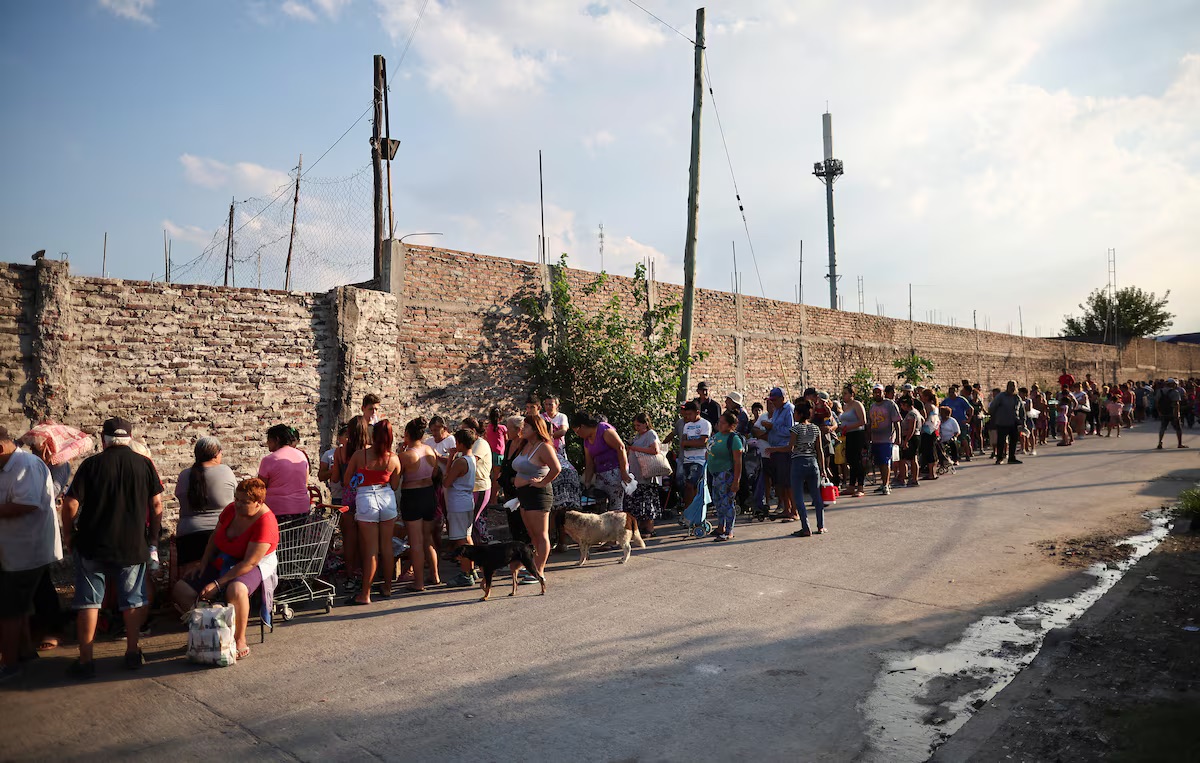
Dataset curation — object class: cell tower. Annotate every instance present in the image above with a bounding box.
[813,110,844,311]
[1104,248,1118,345]
[857,276,864,313]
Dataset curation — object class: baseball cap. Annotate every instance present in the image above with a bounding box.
[1167,378,1177,384]
[817,391,830,401]
[901,383,915,391]
[102,417,133,437]
[768,387,785,399]
[872,384,884,392]
[726,391,744,406]
[803,387,818,397]
[697,381,710,391]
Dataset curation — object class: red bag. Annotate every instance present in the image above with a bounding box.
[820,482,839,505]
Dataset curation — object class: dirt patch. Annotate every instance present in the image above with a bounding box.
[1035,513,1152,568]
[969,533,1200,762]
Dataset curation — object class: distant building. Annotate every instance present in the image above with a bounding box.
[1156,332,1200,345]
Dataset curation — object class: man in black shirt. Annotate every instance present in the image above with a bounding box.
[695,382,721,428]
[62,417,163,679]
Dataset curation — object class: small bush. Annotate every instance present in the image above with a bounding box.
[1175,488,1200,520]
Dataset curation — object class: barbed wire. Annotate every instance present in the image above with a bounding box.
[171,164,374,292]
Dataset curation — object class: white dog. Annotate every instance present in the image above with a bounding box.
[563,510,646,566]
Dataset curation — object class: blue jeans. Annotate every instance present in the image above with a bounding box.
[790,456,825,531]
[711,470,736,534]
[73,553,147,611]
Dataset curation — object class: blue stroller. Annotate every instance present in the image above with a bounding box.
[677,465,714,538]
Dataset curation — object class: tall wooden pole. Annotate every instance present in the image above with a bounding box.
[383,65,395,241]
[101,232,107,278]
[677,7,705,404]
[539,150,546,264]
[371,54,385,281]
[224,198,234,287]
[285,153,302,291]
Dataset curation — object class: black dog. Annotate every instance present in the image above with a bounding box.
[455,542,546,601]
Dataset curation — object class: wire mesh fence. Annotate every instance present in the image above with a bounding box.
[170,164,375,293]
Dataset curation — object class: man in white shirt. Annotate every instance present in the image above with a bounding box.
[0,427,62,682]
[679,401,712,507]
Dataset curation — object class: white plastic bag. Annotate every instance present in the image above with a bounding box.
[623,476,638,496]
[186,604,237,667]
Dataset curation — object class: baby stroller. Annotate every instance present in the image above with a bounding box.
[677,465,714,538]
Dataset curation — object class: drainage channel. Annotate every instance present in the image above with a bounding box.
[860,511,1171,762]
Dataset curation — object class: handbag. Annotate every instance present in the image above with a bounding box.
[186,604,237,667]
[635,444,673,479]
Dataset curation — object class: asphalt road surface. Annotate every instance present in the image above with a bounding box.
[2,425,1195,762]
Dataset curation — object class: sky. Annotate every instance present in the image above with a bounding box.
[1,0,1197,336]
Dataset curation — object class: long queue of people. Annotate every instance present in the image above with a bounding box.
[1,375,1194,683]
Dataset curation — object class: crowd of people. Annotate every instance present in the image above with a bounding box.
[0,374,1194,682]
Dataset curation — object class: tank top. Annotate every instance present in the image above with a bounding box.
[513,442,550,480]
[403,448,435,485]
[445,454,476,513]
[355,468,392,487]
[585,421,621,473]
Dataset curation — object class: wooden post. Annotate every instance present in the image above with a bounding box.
[101,232,107,278]
[372,54,385,281]
[285,153,302,291]
[677,7,705,404]
[224,198,234,287]
[539,150,546,264]
[163,229,169,283]
[383,65,395,241]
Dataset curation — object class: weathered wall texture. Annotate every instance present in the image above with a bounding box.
[0,249,1196,526]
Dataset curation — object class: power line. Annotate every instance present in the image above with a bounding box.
[623,0,699,46]
[702,56,766,301]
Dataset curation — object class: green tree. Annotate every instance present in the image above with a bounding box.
[892,352,934,385]
[845,367,876,402]
[525,256,704,441]
[1062,286,1173,342]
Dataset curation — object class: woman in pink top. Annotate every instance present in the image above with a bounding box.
[257,424,312,525]
[485,407,508,504]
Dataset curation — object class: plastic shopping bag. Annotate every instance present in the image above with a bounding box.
[186,604,238,667]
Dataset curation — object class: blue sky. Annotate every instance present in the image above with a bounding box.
[1,0,1197,336]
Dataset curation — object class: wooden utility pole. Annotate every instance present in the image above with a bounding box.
[382,66,395,240]
[539,150,546,263]
[224,198,235,287]
[163,230,171,283]
[285,153,302,291]
[371,54,386,281]
[101,232,107,278]
[677,7,705,404]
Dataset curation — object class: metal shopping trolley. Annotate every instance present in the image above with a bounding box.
[273,511,338,622]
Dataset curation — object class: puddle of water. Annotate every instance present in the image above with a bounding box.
[860,512,1170,762]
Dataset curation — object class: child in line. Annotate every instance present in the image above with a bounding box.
[1105,394,1123,437]
[937,405,961,465]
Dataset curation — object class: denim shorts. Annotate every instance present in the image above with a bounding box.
[680,461,704,487]
[871,442,894,465]
[355,483,398,523]
[73,553,148,611]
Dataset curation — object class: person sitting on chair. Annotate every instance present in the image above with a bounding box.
[171,478,278,661]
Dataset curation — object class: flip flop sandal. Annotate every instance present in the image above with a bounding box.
[236,647,251,660]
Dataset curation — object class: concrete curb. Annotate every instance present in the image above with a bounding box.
[930,540,1171,762]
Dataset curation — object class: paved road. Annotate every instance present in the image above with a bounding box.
[2,426,1195,762]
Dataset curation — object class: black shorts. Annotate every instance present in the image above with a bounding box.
[0,565,47,618]
[900,440,919,460]
[517,484,553,512]
[400,485,437,522]
[175,531,213,566]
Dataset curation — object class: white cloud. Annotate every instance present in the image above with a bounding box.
[162,220,216,247]
[98,0,155,24]
[281,0,318,22]
[179,154,291,196]
[582,129,615,154]
[281,0,349,22]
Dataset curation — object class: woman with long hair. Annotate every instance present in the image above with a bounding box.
[343,420,402,605]
[334,415,371,591]
[512,415,561,577]
[173,437,237,575]
[484,407,508,506]
[399,417,441,591]
[571,410,632,512]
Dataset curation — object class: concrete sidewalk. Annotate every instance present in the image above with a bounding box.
[1,425,1195,762]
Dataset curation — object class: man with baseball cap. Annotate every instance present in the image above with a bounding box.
[1156,379,1188,450]
[868,384,901,495]
[724,392,753,507]
[694,382,721,428]
[761,387,796,519]
[62,417,163,678]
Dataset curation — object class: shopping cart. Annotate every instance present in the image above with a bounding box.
[273,511,338,622]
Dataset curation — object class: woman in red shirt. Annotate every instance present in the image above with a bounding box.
[172,478,279,660]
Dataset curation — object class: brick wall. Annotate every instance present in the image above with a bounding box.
[0,250,1196,527]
